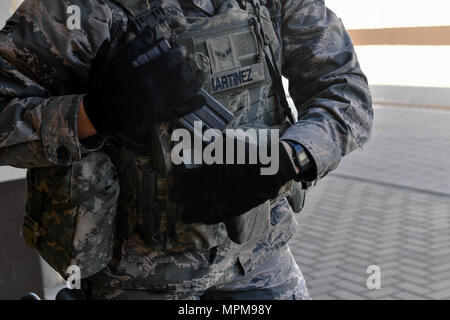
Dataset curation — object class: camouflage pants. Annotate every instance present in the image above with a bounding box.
[87,247,311,300]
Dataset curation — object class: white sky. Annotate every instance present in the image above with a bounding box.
[326,0,450,29]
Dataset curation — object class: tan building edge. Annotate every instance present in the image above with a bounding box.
[349,26,450,46]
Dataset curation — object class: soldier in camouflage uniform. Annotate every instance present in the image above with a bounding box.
[0,0,373,300]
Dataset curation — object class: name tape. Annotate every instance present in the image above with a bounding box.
[210,63,265,93]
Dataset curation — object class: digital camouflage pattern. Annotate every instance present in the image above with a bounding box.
[89,246,310,300]
[24,151,119,278]
[0,0,373,297]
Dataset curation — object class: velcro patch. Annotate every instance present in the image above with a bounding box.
[206,36,241,74]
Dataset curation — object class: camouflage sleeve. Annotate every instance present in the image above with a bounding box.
[279,0,373,181]
[0,0,115,168]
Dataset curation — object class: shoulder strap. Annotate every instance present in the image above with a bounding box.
[249,0,296,125]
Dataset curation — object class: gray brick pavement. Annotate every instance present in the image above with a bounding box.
[332,105,450,195]
[290,105,450,300]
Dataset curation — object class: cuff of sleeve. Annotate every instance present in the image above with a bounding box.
[282,140,317,183]
[281,121,342,181]
[41,95,84,166]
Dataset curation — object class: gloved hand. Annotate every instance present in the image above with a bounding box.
[171,138,298,225]
[83,34,205,134]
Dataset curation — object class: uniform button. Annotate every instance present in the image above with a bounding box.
[56,146,70,162]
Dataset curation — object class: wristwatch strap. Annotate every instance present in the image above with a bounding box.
[284,140,313,175]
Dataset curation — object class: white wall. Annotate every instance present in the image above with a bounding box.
[326,0,450,29]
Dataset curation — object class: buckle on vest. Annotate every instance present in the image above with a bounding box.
[129,2,169,34]
[23,216,44,249]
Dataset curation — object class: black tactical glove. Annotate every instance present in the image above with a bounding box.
[84,34,205,134]
[171,138,297,225]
